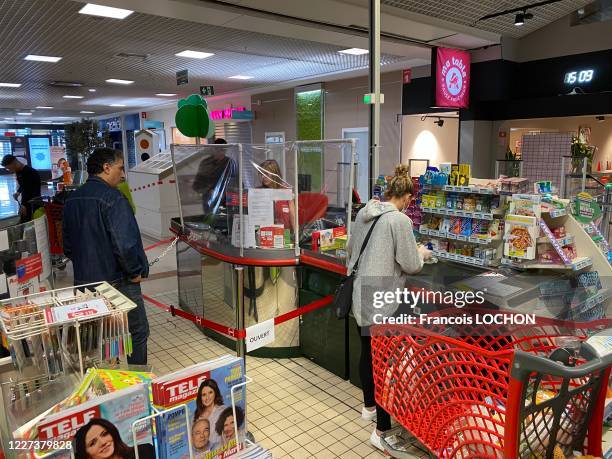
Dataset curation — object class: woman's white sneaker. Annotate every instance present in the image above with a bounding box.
[362,406,377,421]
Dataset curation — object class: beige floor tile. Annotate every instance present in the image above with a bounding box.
[282,439,302,453]
[294,432,314,446]
[339,450,362,459]
[304,440,326,455]
[351,441,376,457]
[340,435,362,450]
[317,433,337,448]
[327,440,351,456]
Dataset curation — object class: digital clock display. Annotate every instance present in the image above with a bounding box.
[564,69,594,84]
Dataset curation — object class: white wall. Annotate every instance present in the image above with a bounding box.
[401,115,459,168]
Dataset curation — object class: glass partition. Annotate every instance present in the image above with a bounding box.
[294,140,356,263]
[172,142,299,261]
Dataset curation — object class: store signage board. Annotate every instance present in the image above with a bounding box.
[432,47,471,108]
[200,85,214,96]
[246,318,275,352]
[402,69,412,84]
[231,110,254,120]
[210,106,247,120]
[16,253,42,282]
[573,193,601,224]
[176,69,189,86]
[44,298,110,325]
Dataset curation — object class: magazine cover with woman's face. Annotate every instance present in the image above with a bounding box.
[153,357,246,459]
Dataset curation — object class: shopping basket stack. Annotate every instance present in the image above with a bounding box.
[371,311,612,458]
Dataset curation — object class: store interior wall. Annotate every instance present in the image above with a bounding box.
[460,120,494,178]
[325,71,403,175]
[251,89,296,143]
[401,114,459,169]
[492,115,612,169]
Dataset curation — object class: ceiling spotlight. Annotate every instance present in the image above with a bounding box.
[514,12,525,26]
[434,118,444,127]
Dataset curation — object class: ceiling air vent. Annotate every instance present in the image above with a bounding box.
[115,52,150,60]
[50,81,83,87]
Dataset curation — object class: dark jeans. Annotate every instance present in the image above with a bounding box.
[358,326,391,432]
[117,281,150,365]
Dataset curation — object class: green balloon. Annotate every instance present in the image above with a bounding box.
[177,98,188,109]
[175,105,210,138]
[206,119,215,138]
[185,94,204,107]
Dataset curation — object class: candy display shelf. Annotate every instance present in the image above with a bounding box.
[420,206,504,221]
[422,184,497,195]
[432,250,496,267]
[501,256,593,271]
[419,228,499,245]
[536,235,575,246]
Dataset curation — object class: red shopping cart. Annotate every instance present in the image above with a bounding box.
[371,311,612,458]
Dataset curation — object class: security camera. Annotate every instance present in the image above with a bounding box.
[434,118,444,127]
[596,115,605,122]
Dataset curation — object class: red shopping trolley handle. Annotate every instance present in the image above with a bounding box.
[511,346,612,381]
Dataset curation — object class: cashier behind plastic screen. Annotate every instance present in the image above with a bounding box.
[192,138,237,217]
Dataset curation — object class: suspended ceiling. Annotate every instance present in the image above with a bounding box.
[379,0,592,38]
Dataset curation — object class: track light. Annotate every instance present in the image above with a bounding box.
[514,12,525,26]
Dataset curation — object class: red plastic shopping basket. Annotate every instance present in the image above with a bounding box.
[371,312,611,458]
[44,202,64,255]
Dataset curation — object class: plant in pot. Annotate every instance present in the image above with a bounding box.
[65,119,111,171]
[570,135,594,174]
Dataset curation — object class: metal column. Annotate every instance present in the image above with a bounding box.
[368,0,381,194]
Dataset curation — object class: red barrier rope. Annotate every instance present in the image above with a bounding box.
[143,293,334,340]
[144,237,176,252]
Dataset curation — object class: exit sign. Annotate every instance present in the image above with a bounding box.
[363,93,384,104]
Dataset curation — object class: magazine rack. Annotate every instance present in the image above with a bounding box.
[0,282,137,377]
[131,376,259,459]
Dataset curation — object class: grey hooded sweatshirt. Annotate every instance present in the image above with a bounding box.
[347,199,424,327]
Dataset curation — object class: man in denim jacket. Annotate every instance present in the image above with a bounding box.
[63,148,149,365]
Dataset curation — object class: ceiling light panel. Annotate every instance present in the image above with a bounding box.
[24,55,62,62]
[36,106,53,109]
[229,75,253,80]
[106,78,134,85]
[338,48,369,55]
[17,112,32,115]
[0,83,22,88]
[79,3,133,19]
[156,93,177,96]
[175,50,215,59]
[63,95,84,99]
[80,111,95,114]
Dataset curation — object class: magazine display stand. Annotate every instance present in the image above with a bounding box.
[0,282,137,378]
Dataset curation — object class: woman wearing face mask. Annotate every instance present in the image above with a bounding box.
[193,379,226,446]
[73,418,155,459]
[347,164,431,454]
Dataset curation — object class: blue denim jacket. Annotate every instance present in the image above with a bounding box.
[62,176,149,285]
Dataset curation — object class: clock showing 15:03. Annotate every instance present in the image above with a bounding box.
[564,69,595,84]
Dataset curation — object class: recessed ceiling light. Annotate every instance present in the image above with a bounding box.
[40,121,52,123]
[514,12,525,26]
[80,111,95,114]
[156,93,177,97]
[175,50,215,59]
[63,95,84,99]
[24,55,62,63]
[229,75,254,80]
[106,78,134,85]
[4,118,13,120]
[88,89,97,92]
[36,106,53,109]
[17,112,32,116]
[0,83,22,88]
[338,48,369,55]
[79,3,133,19]
[110,104,126,107]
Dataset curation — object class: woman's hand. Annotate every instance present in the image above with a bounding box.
[418,245,432,261]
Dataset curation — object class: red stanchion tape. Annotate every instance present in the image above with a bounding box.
[142,294,334,339]
[144,237,175,252]
[143,294,246,339]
